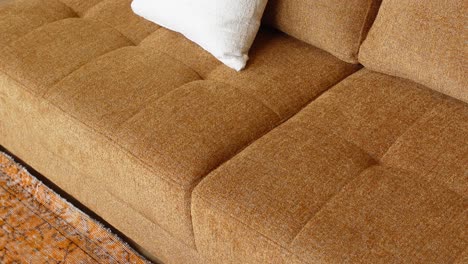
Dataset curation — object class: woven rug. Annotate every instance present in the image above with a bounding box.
[0,152,150,263]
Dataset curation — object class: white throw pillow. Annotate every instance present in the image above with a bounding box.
[131,0,268,71]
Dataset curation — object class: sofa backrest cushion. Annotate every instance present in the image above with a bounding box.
[359,0,467,103]
[263,0,382,64]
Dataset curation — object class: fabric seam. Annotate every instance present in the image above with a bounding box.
[193,193,309,264]
[0,69,192,189]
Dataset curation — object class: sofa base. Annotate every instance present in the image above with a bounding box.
[0,73,203,264]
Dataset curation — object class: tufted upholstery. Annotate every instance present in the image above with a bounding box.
[192,69,468,263]
[1,0,466,263]
[0,0,359,262]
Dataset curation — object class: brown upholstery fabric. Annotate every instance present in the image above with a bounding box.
[0,74,203,264]
[46,47,202,133]
[0,18,133,94]
[58,0,104,16]
[207,31,361,119]
[0,75,202,264]
[0,0,76,45]
[359,0,468,103]
[138,28,221,79]
[297,69,443,160]
[84,0,159,44]
[0,0,359,261]
[291,166,466,264]
[264,0,382,63]
[2,0,465,263]
[382,100,468,196]
[192,69,468,263]
[455,250,468,264]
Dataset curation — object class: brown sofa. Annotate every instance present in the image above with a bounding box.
[0,0,466,263]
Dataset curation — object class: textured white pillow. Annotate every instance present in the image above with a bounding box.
[131,0,268,71]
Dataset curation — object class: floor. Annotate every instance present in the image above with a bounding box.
[0,146,162,263]
[0,150,152,263]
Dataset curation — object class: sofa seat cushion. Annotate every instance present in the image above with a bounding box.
[0,0,359,252]
[192,69,468,263]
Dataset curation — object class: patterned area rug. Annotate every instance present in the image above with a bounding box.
[0,152,150,263]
